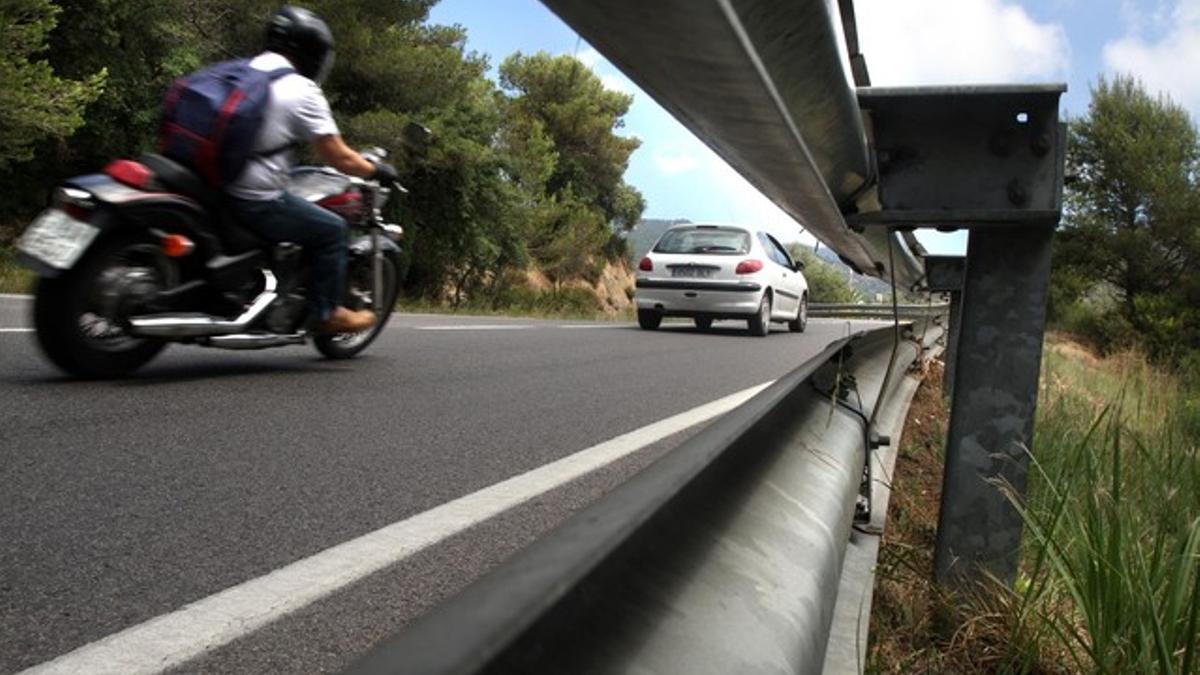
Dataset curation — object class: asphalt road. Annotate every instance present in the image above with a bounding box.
[0,293,872,674]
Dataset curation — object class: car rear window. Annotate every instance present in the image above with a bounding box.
[653,227,751,255]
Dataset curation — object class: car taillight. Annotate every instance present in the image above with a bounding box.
[735,259,764,274]
[104,159,154,189]
[638,257,653,272]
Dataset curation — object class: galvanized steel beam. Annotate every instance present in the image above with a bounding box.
[934,227,1053,586]
[348,326,929,674]
[538,0,923,288]
[923,256,966,398]
[851,85,1066,227]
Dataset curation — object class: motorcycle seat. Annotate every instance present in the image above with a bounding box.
[138,154,268,254]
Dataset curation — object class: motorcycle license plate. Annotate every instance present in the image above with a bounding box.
[17,209,99,270]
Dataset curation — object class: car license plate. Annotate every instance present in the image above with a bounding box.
[671,266,713,279]
[17,209,99,270]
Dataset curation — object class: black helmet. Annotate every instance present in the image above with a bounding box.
[265,6,335,84]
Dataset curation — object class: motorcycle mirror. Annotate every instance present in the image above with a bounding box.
[402,122,433,152]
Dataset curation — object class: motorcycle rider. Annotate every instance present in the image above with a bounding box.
[225,5,398,334]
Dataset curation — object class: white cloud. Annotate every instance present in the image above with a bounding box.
[600,74,632,93]
[653,149,700,175]
[574,47,602,69]
[855,0,1070,85]
[1103,0,1200,116]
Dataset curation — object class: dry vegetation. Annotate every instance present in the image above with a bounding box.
[868,335,1200,674]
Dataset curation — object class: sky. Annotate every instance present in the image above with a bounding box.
[427,0,1200,254]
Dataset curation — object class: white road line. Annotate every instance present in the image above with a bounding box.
[414,324,535,331]
[556,324,624,329]
[19,380,773,675]
[0,293,32,300]
[0,328,32,333]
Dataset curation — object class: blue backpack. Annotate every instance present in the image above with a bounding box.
[159,59,294,188]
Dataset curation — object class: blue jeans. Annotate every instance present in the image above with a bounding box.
[228,192,346,321]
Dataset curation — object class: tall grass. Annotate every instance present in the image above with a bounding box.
[1005,343,1200,673]
[868,339,1200,673]
[0,245,34,294]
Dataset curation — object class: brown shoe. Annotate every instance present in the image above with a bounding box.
[316,307,377,334]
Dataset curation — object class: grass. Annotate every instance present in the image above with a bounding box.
[0,246,34,294]
[869,335,1200,673]
[398,287,635,322]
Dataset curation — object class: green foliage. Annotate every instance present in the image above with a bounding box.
[0,245,35,293]
[0,0,105,169]
[499,52,641,213]
[1055,75,1200,363]
[0,2,646,307]
[1007,344,1200,673]
[790,246,861,304]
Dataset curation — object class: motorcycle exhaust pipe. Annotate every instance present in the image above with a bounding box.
[128,270,278,338]
[200,332,306,350]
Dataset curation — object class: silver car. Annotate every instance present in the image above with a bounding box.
[634,224,809,336]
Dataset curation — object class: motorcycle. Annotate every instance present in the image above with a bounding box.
[15,148,405,378]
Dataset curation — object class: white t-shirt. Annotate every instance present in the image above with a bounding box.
[225,52,340,201]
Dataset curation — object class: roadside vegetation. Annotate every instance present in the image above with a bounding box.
[871,75,1200,673]
[870,336,1200,673]
[0,0,644,315]
[791,247,863,304]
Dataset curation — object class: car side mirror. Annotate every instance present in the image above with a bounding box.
[793,260,805,272]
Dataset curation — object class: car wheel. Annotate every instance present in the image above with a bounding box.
[788,294,808,333]
[694,317,713,330]
[747,294,771,337]
[637,309,662,330]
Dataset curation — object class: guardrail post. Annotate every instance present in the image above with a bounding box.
[932,227,1053,586]
[924,255,966,399]
[944,291,962,397]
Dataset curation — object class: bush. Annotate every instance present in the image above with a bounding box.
[1051,282,1138,354]
[793,249,861,304]
[485,282,602,317]
[1055,301,1136,354]
[0,245,34,294]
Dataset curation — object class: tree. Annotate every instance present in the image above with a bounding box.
[1056,75,1200,358]
[789,246,861,304]
[498,51,645,279]
[0,0,104,169]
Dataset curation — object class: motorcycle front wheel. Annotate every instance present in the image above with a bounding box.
[34,233,169,378]
[313,253,399,359]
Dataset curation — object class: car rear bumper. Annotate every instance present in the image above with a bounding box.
[635,279,764,317]
[635,279,762,293]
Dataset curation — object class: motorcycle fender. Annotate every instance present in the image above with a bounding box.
[65,174,204,214]
[19,174,216,278]
[348,234,402,259]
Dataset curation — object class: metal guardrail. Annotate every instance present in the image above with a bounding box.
[347,323,939,674]
[809,302,950,320]
[538,0,1066,591]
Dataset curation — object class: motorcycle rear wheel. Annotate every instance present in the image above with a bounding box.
[313,253,399,359]
[34,233,168,378]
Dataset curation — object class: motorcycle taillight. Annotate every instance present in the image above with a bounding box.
[318,191,364,221]
[55,187,95,222]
